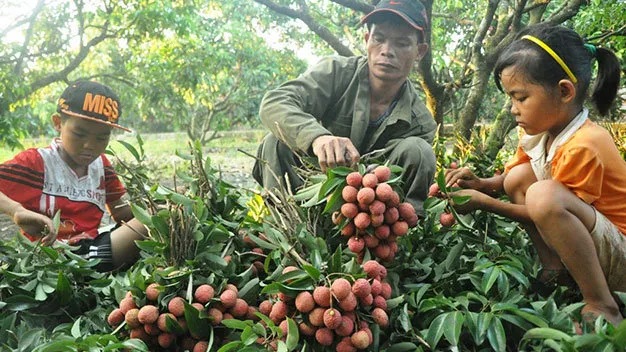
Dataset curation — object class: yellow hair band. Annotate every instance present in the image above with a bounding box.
[522,35,578,84]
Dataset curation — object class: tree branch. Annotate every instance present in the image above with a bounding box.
[586,25,626,42]
[545,0,585,25]
[254,0,354,56]
[329,0,373,13]
[13,0,46,75]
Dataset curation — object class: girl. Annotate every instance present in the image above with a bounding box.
[445,24,625,326]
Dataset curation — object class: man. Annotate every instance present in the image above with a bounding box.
[253,0,437,216]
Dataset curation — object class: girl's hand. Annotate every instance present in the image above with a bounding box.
[12,206,57,245]
[448,189,488,214]
[445,167,481,189]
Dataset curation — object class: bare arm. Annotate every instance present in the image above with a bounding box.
[107,198,133,224]
[0,191,57,244]
[445,167,505,197]
[451,188,531,223]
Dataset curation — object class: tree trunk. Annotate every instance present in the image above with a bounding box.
[485,101,516,159]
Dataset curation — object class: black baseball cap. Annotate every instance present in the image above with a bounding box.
[361,0,429,35]
[57,80,130,132]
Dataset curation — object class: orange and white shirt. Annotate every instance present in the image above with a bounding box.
[0,139,125,241]
[505,109,626,235]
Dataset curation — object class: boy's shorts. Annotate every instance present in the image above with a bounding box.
[589,208,626,292]
[72,231,115,272]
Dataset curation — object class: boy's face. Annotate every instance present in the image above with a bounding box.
[53,114,112,170]
[365,21,428,83]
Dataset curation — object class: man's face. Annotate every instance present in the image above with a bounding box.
[365,21,428,83]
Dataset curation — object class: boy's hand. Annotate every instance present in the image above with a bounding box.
[12,206,57,245]
[445,167,481,189]
[448,189,487,214]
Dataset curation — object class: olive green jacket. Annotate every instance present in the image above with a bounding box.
[259,55,437,155]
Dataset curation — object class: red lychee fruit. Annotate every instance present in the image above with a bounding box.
[341,203,359,219]
[359,294,374,307]
[379,266,388,279]
[351,330,371,349]
[353,212,371,229]
[207,308,223,326]
[230,298,249,318]
[398,202,415,220]
[315,328,334,346]
[347,236,365,253]
[363,260,382,279]
[374,183,393,202]
[279,319,289,337]
[259,300,272,315]
[125,308,141,328]
[372,307,389,327]
[220,289,238,308]
[362,173,378,188]
[388,191,400,207]
[405,213,419,227]
[295,291,315,313]
[299,321,317,336]
[323,308,343,329]
[338,292,358,312]
[369,200,386,215]
[107,308,124,327]
[181,337,197,351]
[374,224,390,239]
[384,207,399,224]
[336,337,358,352]
[223,312,234,320]
[119,296,137,314]
[168,297,186,317]
[157,313,177,332]
[428,183,440,197]
[374,295,387,310]
[370,213,384,227]
[138,305,159,325]
[392,221,408,236]
[308,307,326,327]
[363,234,380,248]
[351,278,371,298]
[346,172,362,188]
[277,292,293,302]
[381,282,392,299]
[370,279,382,296]
[225,284,239,294]
[247,306,259,321]
[342,186,359,203]
[335,316,355,337]
[313,286,331,307]
[341,221,355,237]
[440,212,456,227]
[374,166,391,183]
[129,327,149,341]
[449,161,458,169]
[332,211,344,225]
[374,244,390,259]
[356,187,375,205]
[145,283,161,301]
[193,341,209,352]
[331,278,352,300]
[158,333,176,348]
[144,323,160,336]
[269,301,287,323]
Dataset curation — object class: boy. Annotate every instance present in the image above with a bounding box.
[0,80,146,271]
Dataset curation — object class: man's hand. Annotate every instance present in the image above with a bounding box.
[311,135,360,173]
[12,206,57,245]
[445,167,481,189]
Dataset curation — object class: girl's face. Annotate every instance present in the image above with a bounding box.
[500,66,573,136]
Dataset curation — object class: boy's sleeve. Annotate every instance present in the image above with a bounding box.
[0,150,44,204]
[101,155,126,203]
[504,145,531,174]
[552,146,602,204]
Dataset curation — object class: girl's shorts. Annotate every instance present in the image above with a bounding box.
[589,208,626,292]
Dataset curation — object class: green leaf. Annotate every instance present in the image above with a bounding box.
[481,266,501,294]
[222,319,250,330]
[329,246,342,273]
[238,278,261,303]
[131,204,153,227]
[425,313,447,349]
[443,311,464,346]
[487,317,506,352]
[398,304,412,332]
[35,283,47,301]
[117,140,141,161]
[451,195,471,205]
[56,271,72,305]
[286,317,299,350]
[301,265,321,281]
[70,317,81,338]
[217,341,243,352]
[522,328,574,342]
[184,301,210,338]
[386,342,419,352]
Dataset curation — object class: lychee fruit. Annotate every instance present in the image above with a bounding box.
[332,211,344,225]
[368,200,386,215]
[362,173,378,188]
[363,234,380,248]
[353,212,371,229]
[359,294,374,307]
[220,289,238,308]
[374,295,387,310]
[119,296,136,314]
[295,291,315,313]
[129,327,149,341]
[374,224,390,239]
[315,327,334,346]
[225,284,239,294]
[341,203,359,219]
[370,213,384,227]
[363,260,382,279]
[440,212,456,227]
[313,286,331,307]
[372,307,389,327]
[323,308,342,329]
[157,313,177,332]
[374,244,390,259]
[342,186,358,203]
[279,319,289,337]
[145,283,161,301]
[392,221,408,236]
[449,161,458,169]
[299,321,317,336]
[351,330,371,349]
[347,236,365,253]
[341,222,355,237]
[158,333,176,348]
[381,282,392,299]
[125,308,141,328]
[384,207,399,224]
[168,297,186,317]
[107,308,124,327]
[375,183,393,202]
[259,300,272,315]
[374,166,391,183]
[138,305,159,325]
[144,323,160,336]
[335,316,355,336]
[207,308,223,326]
[336,337,357,352]
[351,278,371,298]
[269,301,287,323]
[338,292,357,312]
[331,278,351,300]
[428,183,440,197]
[346,172,362,188]
[193,341,209,352]
[230,298,249,318]
[194,284,215,304]
[356,187,375,205]
[308,307,326,327]
[371,279,382,296]
[388,191,400,207]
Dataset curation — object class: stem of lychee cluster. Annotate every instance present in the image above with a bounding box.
[221,237,234,258]
[326,272,356,281]
[238,251,268,258]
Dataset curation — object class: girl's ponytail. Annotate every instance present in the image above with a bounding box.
[591,47,621,116]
